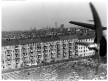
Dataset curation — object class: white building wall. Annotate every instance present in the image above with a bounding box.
[77,38,95,57]
[11,45,16,69]
[2,37,94,71]
[62,40,69,59]
[55,40,63,61]
[2,47,7,70]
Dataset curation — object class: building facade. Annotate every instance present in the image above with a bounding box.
[2,37,95,71]
[75,38,95,57]
[2,28,95,72]
[2,38,77,71]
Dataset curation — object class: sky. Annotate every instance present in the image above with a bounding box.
[2,0,107,31]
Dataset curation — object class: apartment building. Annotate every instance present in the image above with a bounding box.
[2,36,78,71]
[2,31,95,72]
[75,36,95,57]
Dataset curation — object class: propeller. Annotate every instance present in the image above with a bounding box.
[69,2,107,74]
[73,2,103,49]
[90,3,102,43]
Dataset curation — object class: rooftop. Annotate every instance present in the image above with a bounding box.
[2,34,95,46]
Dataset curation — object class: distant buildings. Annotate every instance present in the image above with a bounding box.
[2,27,95,72]
[2,27,91,40]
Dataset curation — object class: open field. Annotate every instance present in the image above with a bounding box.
[2,58,107,80]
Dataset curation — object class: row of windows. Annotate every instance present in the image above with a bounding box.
[78,38,94,42]
[3,49,70,63]
[78,46,88,49]
[3,45,75,55]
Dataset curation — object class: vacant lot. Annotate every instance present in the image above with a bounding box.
[2,59,107,80]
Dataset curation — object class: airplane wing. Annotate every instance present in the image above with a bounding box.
[70,3,104,44]
[69,21,107,30]
[69,3,107,69]
[88,20,94,22]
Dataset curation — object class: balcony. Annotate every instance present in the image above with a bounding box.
[43,47,48,50]
[22,53,27,56]
[14,58,20,62]
[37,55,42,59]
[37,48,41,51]
[57,47,61,51]
[29,54,34,58]
[15,45,19,48]
[63,48,67,52]
[37,51,41,54]
[69,46,73,49]
[6,60,11,64]
[6,56,11,60]
[30,46,33,50]
[63,52,67,58]
[7,54,11,57]
[15,50,20,54]
[51,53,55,59]
[30,50,33,53]
[7,51,11,54]
[68,43,72,46]
[57,52,61,58]
[62,44,66,47]
[22,49,27,53]
[15,54,20,58]
[37,44,41,48]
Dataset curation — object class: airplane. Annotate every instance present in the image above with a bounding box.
[69,2,107,73]
[88,20,94,22]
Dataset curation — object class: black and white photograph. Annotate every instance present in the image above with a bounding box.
[1,0,107,81]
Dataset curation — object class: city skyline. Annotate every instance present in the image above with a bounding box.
[2,0,107,31]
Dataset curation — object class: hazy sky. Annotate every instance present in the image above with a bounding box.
[2,0,107,31]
